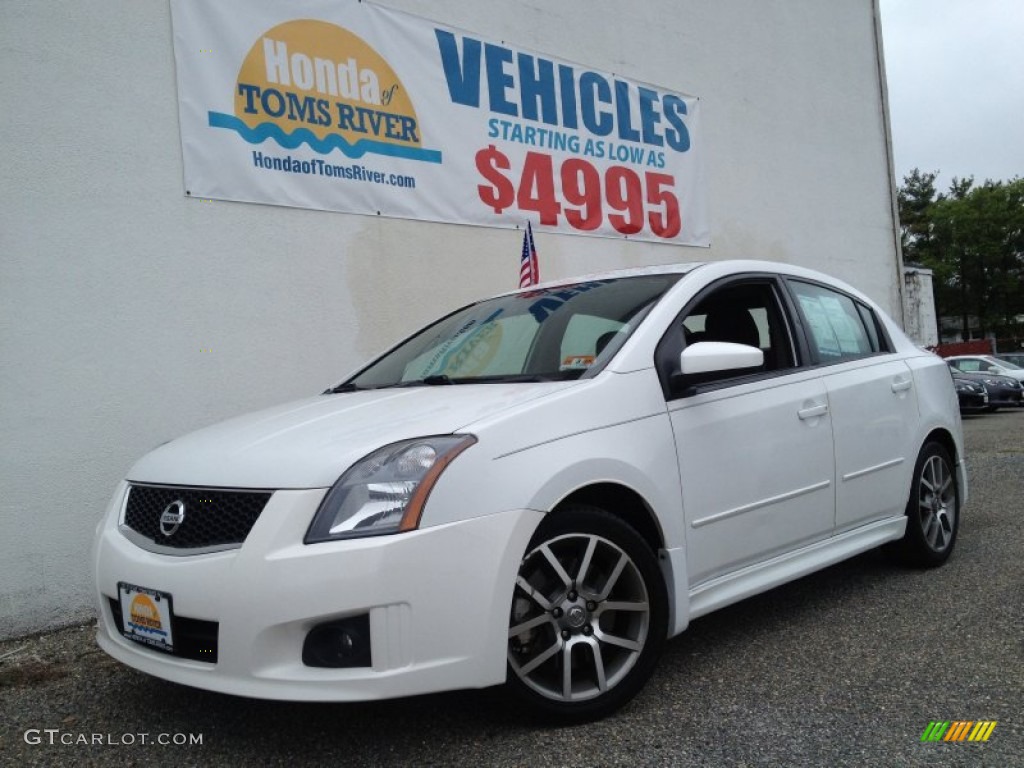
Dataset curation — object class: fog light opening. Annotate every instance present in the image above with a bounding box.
[302,614,372,668]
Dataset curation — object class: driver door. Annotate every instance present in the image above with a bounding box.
[661,278,836,585]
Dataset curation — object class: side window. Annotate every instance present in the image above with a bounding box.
[856,303,886,353]
[682,281,795,374]
[953,359,981,372]
[790,281,876,363]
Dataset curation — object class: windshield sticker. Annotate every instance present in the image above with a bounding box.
[560,355,595,371]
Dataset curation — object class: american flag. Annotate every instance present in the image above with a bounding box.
[519,222,539,288]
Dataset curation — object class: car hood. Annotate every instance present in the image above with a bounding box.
[127,383,574,489]
[953,372,1016,386]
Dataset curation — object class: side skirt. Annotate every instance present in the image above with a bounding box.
[686,516,907,622]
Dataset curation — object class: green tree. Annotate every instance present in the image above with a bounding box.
[897,168,938,257]
[898,170,1024,341]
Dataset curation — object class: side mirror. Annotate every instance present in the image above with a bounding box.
[679,341,764,375]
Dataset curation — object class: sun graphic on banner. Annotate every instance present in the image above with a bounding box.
[209,19,440,163]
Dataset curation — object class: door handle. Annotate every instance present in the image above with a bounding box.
[798,404,829,420]
[891,378,912,393]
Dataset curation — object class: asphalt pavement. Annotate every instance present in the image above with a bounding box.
[2,410,1021,767]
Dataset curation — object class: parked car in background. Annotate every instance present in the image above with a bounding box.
[93,260,967,721]
[948,366,1024,411]
[950,374,989,414]
[946,355,1024,384]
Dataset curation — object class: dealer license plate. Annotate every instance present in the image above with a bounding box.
[118,583,175,653]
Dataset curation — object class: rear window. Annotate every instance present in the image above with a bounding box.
[790,281,880,363]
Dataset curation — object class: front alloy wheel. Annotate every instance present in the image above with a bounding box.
[506,506,667,721]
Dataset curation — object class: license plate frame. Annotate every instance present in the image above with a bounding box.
[118,582,175,653]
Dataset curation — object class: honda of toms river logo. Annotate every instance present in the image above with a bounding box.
[208,19,440,164]
[127,593,167,638]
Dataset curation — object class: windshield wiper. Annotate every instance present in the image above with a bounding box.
[453,373,577,383]
[412,373,573,386]
[355,373,576,391]
[422,374,453,385]
[394,374,455,387]
[324,382,362,394]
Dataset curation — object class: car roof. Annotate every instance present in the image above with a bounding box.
[495,259,877,303]
[488,261,705,299]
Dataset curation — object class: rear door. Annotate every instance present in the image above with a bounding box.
[786,280,919,533]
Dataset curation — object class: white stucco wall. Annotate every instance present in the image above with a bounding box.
[903,267,939,347]
[0,0,901,637]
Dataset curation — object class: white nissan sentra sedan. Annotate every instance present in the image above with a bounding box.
[93,260,965,721]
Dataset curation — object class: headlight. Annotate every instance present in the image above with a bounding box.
[305,435,477,543]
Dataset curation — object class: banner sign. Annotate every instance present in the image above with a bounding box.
[170,0,708,245]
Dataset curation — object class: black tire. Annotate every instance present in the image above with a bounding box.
[505,505,668,722]
[893,441,959,567]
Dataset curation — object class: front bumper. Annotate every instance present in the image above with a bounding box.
[985,391,1023,407]
[94,482,543,701]
[957,391,988,412]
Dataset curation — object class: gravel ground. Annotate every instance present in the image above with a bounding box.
[2,411,1021,767]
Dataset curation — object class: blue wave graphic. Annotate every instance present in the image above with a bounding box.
[127,621,167,637]
[209,112,442,164]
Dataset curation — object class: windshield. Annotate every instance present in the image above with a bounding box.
[988,356,1022,370]
[342,274,681,389]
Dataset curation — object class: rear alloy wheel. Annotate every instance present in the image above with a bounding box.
[506,506,667,722]
[895,441,959,567]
